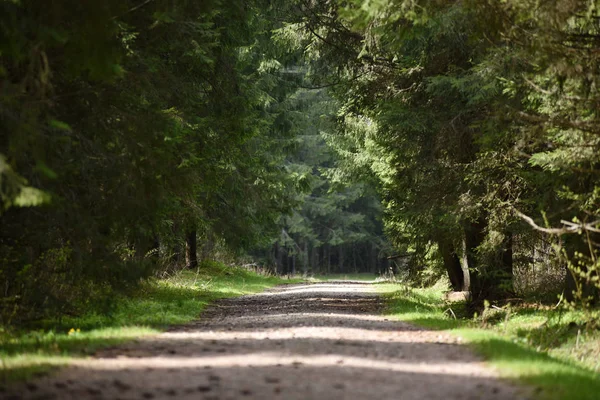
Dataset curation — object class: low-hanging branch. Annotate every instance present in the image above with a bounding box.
[513,208,600,235]
[112,0,155,20]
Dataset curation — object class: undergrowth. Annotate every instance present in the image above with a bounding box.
[380,282,600,400]
[0,262,298,383]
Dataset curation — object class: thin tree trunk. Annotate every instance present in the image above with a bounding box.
[170,222,182,267]
[150,235,160,265]
[276,242,283,275]
[499,232,513,292]
[303,241,308,275]
[462,219,485,299]
[460,236,471,292]
[201,232,214,262]
[564,265,578,302]
[270,243,277,274]
[185,229,198,269]
[371,243,378,274]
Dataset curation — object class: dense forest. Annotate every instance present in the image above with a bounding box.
[1,0,599,324]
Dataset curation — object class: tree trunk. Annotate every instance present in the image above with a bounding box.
[303,241,308,276]
[565,264,578,302]
[462,219,486,300]
[185,229,198,269]
[134,233,159,266]
[201,232,214,262]
[318,246,325,274]
[438,240,466,291]
[149,235,160,265]
[170,222,182,267]
[312,245,318,274]
[499,232,514,293]
[460,236,471,292]
[371,243,378,274]
[172,242,182,267]
[276,242,282,275]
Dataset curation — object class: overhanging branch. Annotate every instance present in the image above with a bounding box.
[513,207,600,235]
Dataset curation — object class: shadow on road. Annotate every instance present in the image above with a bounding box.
[5,283,529,400]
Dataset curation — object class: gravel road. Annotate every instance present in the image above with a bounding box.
[4,282,530,400]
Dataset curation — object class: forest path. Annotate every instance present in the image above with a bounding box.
[9,282,529,400]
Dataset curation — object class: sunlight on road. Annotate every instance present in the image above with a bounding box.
[7,283,526,400]
[159,325,457,344]
[261,283,381,295]
[73,354,491,377]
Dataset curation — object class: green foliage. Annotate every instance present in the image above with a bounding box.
[253,86,391,275]
[382,283,600,400]
[0,0,306,323]
[0,155,50,211]
[0,264,297,382]
[3,0,600,329]
[292,0,600,303]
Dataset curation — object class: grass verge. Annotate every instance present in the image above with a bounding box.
[1,263,299,383]
[379,282,600,400]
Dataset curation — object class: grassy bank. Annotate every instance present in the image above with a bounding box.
[380,282,600,400]
[1,263,298,383]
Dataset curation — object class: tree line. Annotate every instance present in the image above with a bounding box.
[0,0,389,324]
[290,0,600,304]
[1,0,599,324]
[0,0,300,322]
[257,87,391,276]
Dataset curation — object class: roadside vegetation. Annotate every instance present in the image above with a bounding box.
[381,281,600,400]
[0,263,296,383]
[2,1,600,396]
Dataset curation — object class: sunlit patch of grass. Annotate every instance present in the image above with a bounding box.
[378,282,463,330]
[0,327,154,382]
[1,264,299,383]
[458,329,600,400]
[380,283,600,400]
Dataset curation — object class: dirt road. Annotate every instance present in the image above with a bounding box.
[5,282,529,400]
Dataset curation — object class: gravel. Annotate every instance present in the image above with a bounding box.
[4,282,531,400]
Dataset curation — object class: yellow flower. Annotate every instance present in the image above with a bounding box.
[68,328,75,335]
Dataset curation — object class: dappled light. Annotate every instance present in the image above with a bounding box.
[265,283,382,295]
[70,354,493,377]
[5,283,525,400]
[2,1,600,399]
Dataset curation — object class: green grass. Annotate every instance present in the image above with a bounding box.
[0,264,299,383]
[380,282,600,400]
